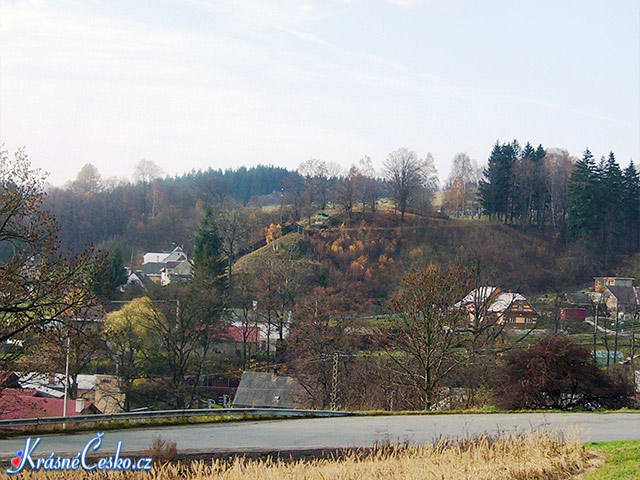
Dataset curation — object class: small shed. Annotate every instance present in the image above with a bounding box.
[232,372,304,409]
[561,308,587,322]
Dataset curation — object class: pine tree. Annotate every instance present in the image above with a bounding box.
[479,141,516,223]
[193,207,227,289]
[567,148,598,241]
[600,152,623,262]
[622,160,640,250]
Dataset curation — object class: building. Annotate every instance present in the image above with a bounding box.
[561,308,587,322]
[160,259,193,286]
[456,286,538,327]
[232,371,305,408]
[141,245,189,283]
[594,277,634,293]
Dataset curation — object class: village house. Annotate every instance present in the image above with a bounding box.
[126,244,193,286]
[594,277,640,321]
[456,286,538,327]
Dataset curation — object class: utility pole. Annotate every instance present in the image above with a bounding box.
[62,333,70,428]
[330,352,339,411]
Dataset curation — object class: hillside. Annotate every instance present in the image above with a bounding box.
[232,211,594,300]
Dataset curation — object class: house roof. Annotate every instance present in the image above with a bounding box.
[455,286,498,307]
[221,326,260,344]
[0,388,100,419]
[606,286,640,305]
[141,262,165,276]
[487,292,528,313]
[233,372,303,408]
[456,286,533,314]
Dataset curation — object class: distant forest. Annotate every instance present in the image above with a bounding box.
[42,140,640,286]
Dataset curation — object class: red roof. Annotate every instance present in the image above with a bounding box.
[0,388,98,420]
[221,326,260,344]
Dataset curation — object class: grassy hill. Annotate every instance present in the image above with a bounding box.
[232,211,596,300]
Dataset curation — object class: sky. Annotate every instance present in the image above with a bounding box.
[1,0,639,186]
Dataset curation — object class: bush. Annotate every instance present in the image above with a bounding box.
[492,335,635,410]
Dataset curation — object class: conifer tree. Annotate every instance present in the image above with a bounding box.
[567,148,598,241]
[622,160,640,250]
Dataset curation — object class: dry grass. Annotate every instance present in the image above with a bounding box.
[8,429,592,480]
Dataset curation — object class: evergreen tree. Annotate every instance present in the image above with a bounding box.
[622,160,640,250]
[600,152,623,261]
[193,207,227,289]
[479,141,516,223]
[567,149,598,241]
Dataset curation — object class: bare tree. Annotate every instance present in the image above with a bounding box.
[298,159,329,210]
[336,166,361,219]
[214,206,251,288]
[133,159,163,218]
[543,149,575,237]
[383,148,432,222]
[385,265,472,409]
[445,153,479,217]
[0,149,102,370]
[357,156,382,213]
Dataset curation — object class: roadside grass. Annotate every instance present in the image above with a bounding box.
[581,440,640,480]
[0,414,282,439]
[10,429,590,479]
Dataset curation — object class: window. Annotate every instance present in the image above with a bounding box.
[517,305,523,312]
[509,318,515,323]
[526,318,532,324]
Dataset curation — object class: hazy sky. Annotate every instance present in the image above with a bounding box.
[1,0,638,186]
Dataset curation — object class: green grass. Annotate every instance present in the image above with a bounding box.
[584,440,640,479]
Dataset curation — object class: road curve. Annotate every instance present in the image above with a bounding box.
[1,413,639,458]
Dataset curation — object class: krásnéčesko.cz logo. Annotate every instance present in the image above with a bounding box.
[6,432,153,474]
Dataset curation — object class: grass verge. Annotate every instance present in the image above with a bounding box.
[0,414,282,439]
[581,440,640,480]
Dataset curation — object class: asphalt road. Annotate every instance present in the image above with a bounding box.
[1,413,639,459]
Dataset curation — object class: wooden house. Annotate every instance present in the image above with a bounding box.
[456,286,538,327]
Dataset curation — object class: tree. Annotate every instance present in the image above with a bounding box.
[621,161,640,250]
[193,207,227,283]
[0,149,102,369]
[543,149,574,237]
[298,159,329,211]
[385,265,472,409]
[103,297,153,411]
[73,163,102,194]
[336,166,361,219]
[94,246,127,299]
[286,285,367,409]
[133,159,163,219]
[213,206,250,288]
[445,153,479,217]
[567,148,599,242]
[357,156,382,214]
[383,148,430,222]
[493,336,634,410]
[478,141,518,223]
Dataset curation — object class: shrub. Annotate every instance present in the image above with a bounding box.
[145,435,177,464]
[492,335,634,410]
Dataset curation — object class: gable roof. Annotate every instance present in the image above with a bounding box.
[606,286,640,305]
[0,388,100,419]
[487,292,528,313]
[233,372,303,408]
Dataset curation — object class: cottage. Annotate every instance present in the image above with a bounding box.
[456,286,538,327]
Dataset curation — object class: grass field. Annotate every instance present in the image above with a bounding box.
[582,440,640,480]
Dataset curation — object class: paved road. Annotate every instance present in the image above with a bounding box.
[1,413,639,458]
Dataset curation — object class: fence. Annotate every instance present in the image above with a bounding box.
[0,407,352,429]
